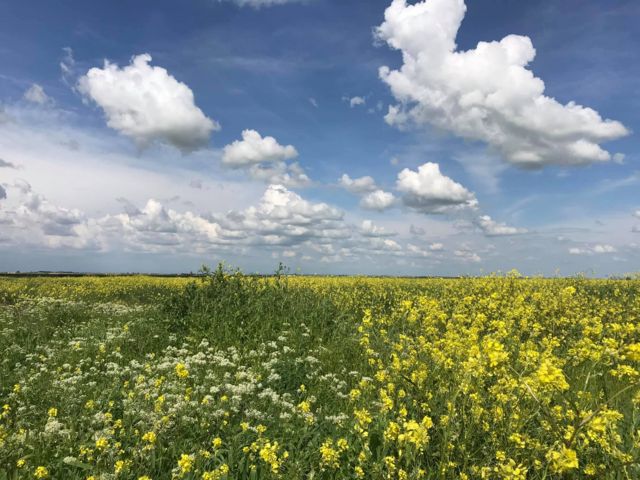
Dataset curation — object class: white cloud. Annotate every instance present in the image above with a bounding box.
[338,174,378,194]
[454,248,481,263]
[396,162,477,213]
[349,96,366,108]
[24,84,53,105]
[569,244,617,255]
[60,47,76,85]
[377,0,629,167]
[78,54,219,152]
[360,189,396,211]
[222,129,298,167]
[309,97,319,108]
[222,130,308,187]
[634,210,640,219]
[429,242,444,251]
[0,181,96,249]
[360,220,397,237]
[224,0,305,7]
[476,215,527,236]
[247,161,310,188]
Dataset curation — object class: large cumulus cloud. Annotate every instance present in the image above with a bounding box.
[78,54,219,152]
[376,0,629,168]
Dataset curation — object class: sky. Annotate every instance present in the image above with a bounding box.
[0,0,638,276]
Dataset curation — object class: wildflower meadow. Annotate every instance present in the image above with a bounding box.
[1,268,639,479]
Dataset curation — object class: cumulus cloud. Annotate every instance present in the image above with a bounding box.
[634,210,640,219]
[377,0,629,167]
[360,220,397,237]
[78,54,219,152]
[246,161,310,188]
[338,174,378,194]
[0,181,95,248]
[454,248,481,263]
[360,189,396,211]
[23,84,53,105]
[349,96,366,108]
[222,130,298,167]
[476,215,527,236]
[222,130,308,187]
[396,162,477,213]
[569,244,617,255]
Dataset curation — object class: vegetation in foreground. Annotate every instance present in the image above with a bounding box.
[1,268,640,479]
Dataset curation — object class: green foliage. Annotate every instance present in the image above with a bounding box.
[1,271,640,479]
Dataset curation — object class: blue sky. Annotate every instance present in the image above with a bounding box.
[0,0,638,275]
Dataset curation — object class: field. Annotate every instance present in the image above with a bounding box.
[1,269,640,479]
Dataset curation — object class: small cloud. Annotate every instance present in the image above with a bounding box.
[309,97,318,108]
[454,249,481,263]
[360,220,396,237]
[613,153,625,164]
[222,129,297,167]
[568,244,616,255]
[221,130,309,187]
[60,47,76,84]
[349,96,366,108]
[338,174,378,194]
[476,215,527,237]
[396,162,477,214]
[222,0,306,8]
[360,189,396,211]
[24,84,53,106]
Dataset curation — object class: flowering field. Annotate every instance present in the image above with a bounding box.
[1,271,640,479]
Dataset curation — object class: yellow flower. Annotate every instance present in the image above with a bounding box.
[178,453,195,474]
[142,431,157,444]
[212,437,223,449]
[546,446,578,473]
[17,458,26,468]
[115,459,128,474]
[536,359,569,391]
[259,441,284,473]
[95,437,108,449]
[34,466,49,478]
[319,440,340,469]
[175,363,189,379]
[47,407,57,418]
[297,400,311,413]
